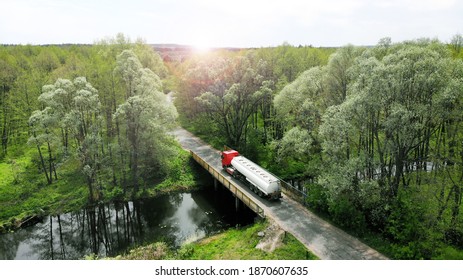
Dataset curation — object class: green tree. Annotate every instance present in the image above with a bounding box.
[274,66,325,129]
[114,50,177,194]
[324,45,361,106]
[272,66,327,180]
[28,107,58,184]
[29,77,103,201]
[450,33,463,58]
[194,55,273,149]
[34,48,60,73]
[347,42,460,196]
[134,39,168,79]
[71,77,102,202]
[318,40,463,242]
[0,50,19,156]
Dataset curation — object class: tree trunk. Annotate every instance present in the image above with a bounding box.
[451,184,461,227]
[49,216,54,260]
[47,141,54,184]
[391,147,405,197]
[57,215,66,259]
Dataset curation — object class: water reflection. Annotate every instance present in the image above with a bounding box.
[0,188,256,260]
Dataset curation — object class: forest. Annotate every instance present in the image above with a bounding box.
[1,34,463,259]
[0,35,194,234]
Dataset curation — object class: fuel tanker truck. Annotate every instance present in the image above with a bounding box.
[221,149,282,200]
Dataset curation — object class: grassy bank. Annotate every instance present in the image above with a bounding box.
[0,148,85,231]
[109,221,318,260]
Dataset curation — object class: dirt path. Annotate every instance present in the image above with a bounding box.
[172,127,388,260]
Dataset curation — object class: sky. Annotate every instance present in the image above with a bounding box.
[1,0,462,48]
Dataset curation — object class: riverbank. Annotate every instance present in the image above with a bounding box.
[0,144,199,233]
[107,220,318,260]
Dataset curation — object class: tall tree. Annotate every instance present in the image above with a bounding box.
[324,45,361,106]
[274,66,326,129]
[29,76,104,202]
[28,107,58,184]
[114,50,177,194]
[450,33,463,58]
[195,55,273,149]
[0,51,19,156]
[346,43,460,196]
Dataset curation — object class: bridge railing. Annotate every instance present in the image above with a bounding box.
[190,151,265,218]
[279,180,308,206]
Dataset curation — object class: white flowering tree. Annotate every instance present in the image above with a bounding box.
[114,50,177,194]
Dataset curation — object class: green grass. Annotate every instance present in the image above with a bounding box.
[0,148,89,231]
[180,221,318,260]
[109,221,318,260]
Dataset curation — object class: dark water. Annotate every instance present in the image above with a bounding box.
[0,185,256,260]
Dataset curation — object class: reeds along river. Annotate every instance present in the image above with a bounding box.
[0,185,256,260]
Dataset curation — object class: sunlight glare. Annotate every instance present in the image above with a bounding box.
[192,37,212,53]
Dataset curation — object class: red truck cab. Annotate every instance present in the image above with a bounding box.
[221,150,239,168]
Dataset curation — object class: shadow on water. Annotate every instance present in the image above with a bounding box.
[0,184,256,260]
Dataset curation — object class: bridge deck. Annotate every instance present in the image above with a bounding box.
[173,128,388,260]
[190,151,264,217]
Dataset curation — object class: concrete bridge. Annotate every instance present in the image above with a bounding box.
[173,127,388,260]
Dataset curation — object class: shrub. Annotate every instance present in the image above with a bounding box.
[328,195,367,235]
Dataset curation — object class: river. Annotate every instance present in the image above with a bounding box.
[0,185,256,260]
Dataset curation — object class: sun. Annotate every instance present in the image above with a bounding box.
[191,37,213,53]
[193,44,211,53]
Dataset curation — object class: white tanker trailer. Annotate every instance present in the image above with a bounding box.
[221,149,282,200]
